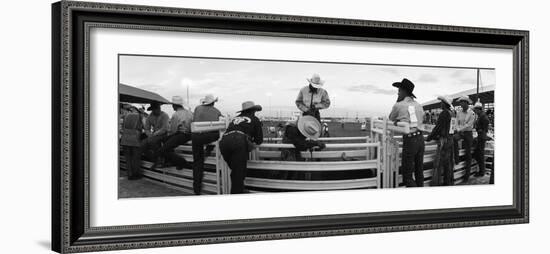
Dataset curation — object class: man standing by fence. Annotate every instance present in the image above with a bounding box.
[473,102,490,178]
[191,94,222,195]
[389,78,425,187]
[453,95,475,182]
[426,96,454,186]
[295,73,331,122]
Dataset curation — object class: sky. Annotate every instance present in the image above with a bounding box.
[119,55,496,118]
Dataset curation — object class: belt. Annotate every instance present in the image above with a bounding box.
[403,130,423,138]
[223,130,247,137]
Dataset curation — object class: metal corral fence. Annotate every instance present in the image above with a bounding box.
[120,118,493,195]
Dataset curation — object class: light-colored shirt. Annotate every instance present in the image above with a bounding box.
[193,105,222,122]
[169,108,193,135]
[388,97,424,129]
[144,111,169,136]
[295,86,330,113]
[456,108,475,132]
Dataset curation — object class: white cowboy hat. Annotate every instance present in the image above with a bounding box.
[437,95,452,107]
[171,96,185,106]
[307,73,325,89]
[474,102,483,109]
[237,101,262,112]
[297,115,322,140]
[200,94,218,105]
[456,95,472,104]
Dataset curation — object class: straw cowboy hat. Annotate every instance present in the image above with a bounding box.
[200,94,218,105]
[307,73,325,89]
[297,115,322,140]
[437,95,453,107]
[392,78,417,98]
[456,95,472,104]
[237,101,262,112]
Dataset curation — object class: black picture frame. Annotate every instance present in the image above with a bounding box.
[51,1,529,253]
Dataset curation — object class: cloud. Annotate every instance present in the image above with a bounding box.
[416,73,438,83]
[347,84,395,95]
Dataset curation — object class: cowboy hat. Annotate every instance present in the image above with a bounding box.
[392,78,416,98]
[237,101,262,113]
[307,73,325,89]
[474,102,483,109]
[146,102,161,111]
[171,96,186,107]
[456,95,472,104]
[437,95,452,107]
[297,115,322,140]
[200,94,218,105]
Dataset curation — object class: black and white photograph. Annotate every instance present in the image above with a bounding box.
[118,54,495,197]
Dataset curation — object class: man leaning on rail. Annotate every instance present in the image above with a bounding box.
[388,78,425,187]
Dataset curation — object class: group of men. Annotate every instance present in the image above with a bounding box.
[389,78,492,187]
[120,73,493,196]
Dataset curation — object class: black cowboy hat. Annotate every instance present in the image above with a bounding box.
[392,78,416,98]
[146,102,161,111]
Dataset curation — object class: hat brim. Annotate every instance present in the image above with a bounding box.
[392,82,416,98]
[201,97,218,105]
[307,78,324,88]
[237,105,262,113]
[297,115,321,140]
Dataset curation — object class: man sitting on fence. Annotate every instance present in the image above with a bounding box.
[157,96,193,170]
[281,116,326,180]
[141,102,169,165]
[191,94,222,195]
[426,96,454,186]
[388,78,425,187]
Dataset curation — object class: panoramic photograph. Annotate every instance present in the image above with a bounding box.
[118,54,495,198]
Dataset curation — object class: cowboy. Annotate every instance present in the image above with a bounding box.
[453,95,475,182]
[295,73,331,122]
[473,102,490,178]
[426,96,455,186]
[120,106,144,180]
[219,101,264,194]
[282,116,326,162]
[388,78,425,187]
[141,102,169,164]
[158,96,194,170]
[281,116,326,180]
[191,94,222,194]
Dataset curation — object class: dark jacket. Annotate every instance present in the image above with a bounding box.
[475,111,490,140]
[225,112,263,145]
[282,124,325,161]
[427,109,451,141]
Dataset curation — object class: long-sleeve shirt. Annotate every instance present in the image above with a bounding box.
[225,113,264,145]
[388,96,424,129]
[193,105,222,122]
[474,111,490,140]
[283,125,324,152]
[295,86,330,113]
[456,108,475,132]
[169,108,193,135]
[144,111,169,136]
[427,109,451,141]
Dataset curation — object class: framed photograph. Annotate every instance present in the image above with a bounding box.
[52,1,529,253]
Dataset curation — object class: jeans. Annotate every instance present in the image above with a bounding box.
[161,132,192,168]
[141,135,166,162]
[191,131,220,194]
[474,134,487,175]
[453,131,473,181]
[123,146,142,179]
[402,133,425,187]
[219,132,250,194]
[432,136,454,186]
